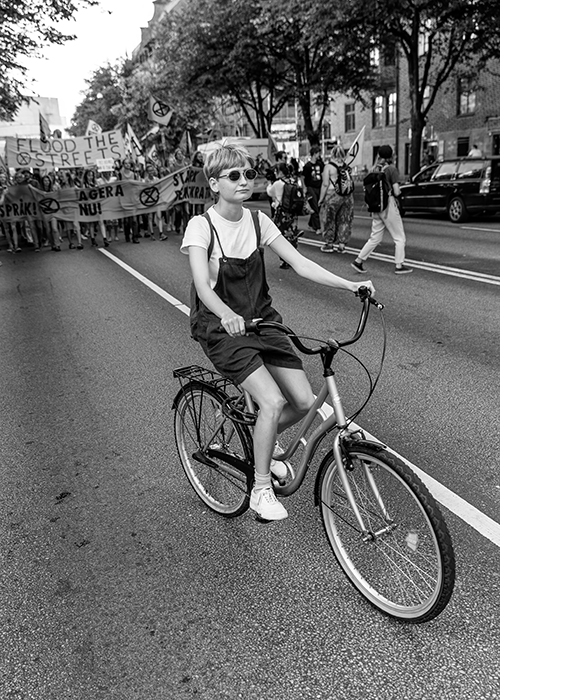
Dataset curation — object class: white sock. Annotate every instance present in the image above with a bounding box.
[253,471,271,493]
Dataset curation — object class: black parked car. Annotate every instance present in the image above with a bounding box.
[399,156,500,223]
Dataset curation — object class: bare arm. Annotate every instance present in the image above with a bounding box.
[188,246,246,336]
[318,164,333,205]
[268,235,376,296]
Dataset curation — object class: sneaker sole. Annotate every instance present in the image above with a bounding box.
[395,269,413,274]
[250,506,289,522]
[351,264,366,273]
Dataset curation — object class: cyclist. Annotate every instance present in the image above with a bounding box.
[180,144,375,521]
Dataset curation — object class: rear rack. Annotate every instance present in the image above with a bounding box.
[173,364,233,392]
[173,365,257,425]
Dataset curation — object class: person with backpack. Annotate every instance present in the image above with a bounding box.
[318,145,354,253]
[266,163,306,269]
[351,145,413,275]
[181,144,375,521]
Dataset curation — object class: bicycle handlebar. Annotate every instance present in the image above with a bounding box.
[244,286,383,355]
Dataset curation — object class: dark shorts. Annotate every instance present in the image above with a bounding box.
[200,328,303,386]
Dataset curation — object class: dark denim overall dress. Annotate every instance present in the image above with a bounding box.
[191,210,302,386]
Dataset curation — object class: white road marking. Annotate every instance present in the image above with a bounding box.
[461,226,500,233]
[99,247,500,547]
[299,239,500,285]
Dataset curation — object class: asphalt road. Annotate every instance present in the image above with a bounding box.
[0,210,499,700]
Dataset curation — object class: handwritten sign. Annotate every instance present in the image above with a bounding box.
[4,130,126,170]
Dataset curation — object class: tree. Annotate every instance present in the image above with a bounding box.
[67,63,126,136]
[153,0,292,140]
[253,0,381,145]
[373,0,500,175]
[153,0,381,146]
[0,0,99,121]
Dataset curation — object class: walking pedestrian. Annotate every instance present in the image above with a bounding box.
[351,145,413,275]
[301,146,323,235]
[318,145,354,254]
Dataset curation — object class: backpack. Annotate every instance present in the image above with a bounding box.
[363,167,391,213]
[189,210,262,340]
[280,181,306,216]
[331,162,354,197]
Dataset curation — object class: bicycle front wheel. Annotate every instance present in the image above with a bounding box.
[173,382,252,517]
[318,443,455,622]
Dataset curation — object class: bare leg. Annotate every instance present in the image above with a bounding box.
[240,365,313,475]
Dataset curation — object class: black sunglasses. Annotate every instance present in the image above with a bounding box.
[217,168,257,182]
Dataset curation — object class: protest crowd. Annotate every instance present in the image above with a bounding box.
[0,147,208,253]
[0,114,385,266]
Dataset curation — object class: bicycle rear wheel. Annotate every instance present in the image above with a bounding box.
[317,443,455,622]
[173,381,252,517]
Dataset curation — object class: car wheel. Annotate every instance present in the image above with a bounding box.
[448,196,467,223]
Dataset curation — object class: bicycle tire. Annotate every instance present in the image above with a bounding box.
[173,381,252,517]
[317,442,455,622]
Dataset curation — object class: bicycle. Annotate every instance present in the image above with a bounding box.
[172,287,455,622]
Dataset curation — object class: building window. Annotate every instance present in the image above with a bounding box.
[457,136,470,157]
[372,96,384,129]
[387,92,397,126]
[370,45,381,67]
[344,102,356,132]
[419,19,433,56]
[383,44,396,66]
[458,77,477,115]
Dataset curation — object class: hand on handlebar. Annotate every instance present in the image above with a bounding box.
[220,311,246,337]
[352,280,376,298]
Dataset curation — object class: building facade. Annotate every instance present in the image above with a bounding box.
[327,53,499,177]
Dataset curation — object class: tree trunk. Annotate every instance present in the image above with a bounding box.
[406,53,426,178]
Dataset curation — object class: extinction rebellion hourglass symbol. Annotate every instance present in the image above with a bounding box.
[151,100,171,121]
[139,186,160,207]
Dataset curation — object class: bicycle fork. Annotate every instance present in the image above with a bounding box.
[327,374,391,540]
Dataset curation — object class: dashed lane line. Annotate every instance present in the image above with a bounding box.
[99,247,500,547]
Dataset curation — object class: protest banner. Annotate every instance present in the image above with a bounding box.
[4,130,126,170]
[0,166,213,223]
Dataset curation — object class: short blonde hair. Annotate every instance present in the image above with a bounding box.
[204,144,255,180]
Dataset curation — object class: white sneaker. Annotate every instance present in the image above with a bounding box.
[250,488,288,521]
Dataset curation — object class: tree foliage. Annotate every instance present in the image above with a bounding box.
[373,0,499,174]
[0,0,99,121]
[153,0,380,145]
[67,63,126,136]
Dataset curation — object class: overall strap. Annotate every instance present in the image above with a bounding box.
[251,209,261,247]
[202,210,225,258]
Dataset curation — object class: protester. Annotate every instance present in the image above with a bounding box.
[351,145,413,275]
[266,162,304,269]
[180,144,374,521]
[143,162,168,240]
[301,146,323,235]
[318,145,354,253]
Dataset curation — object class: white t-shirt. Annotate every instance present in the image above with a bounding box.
[180,206,281,288]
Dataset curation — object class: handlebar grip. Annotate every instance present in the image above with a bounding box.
[355,285,384,309]
[244,320,260,334]
[214,319,261,334]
